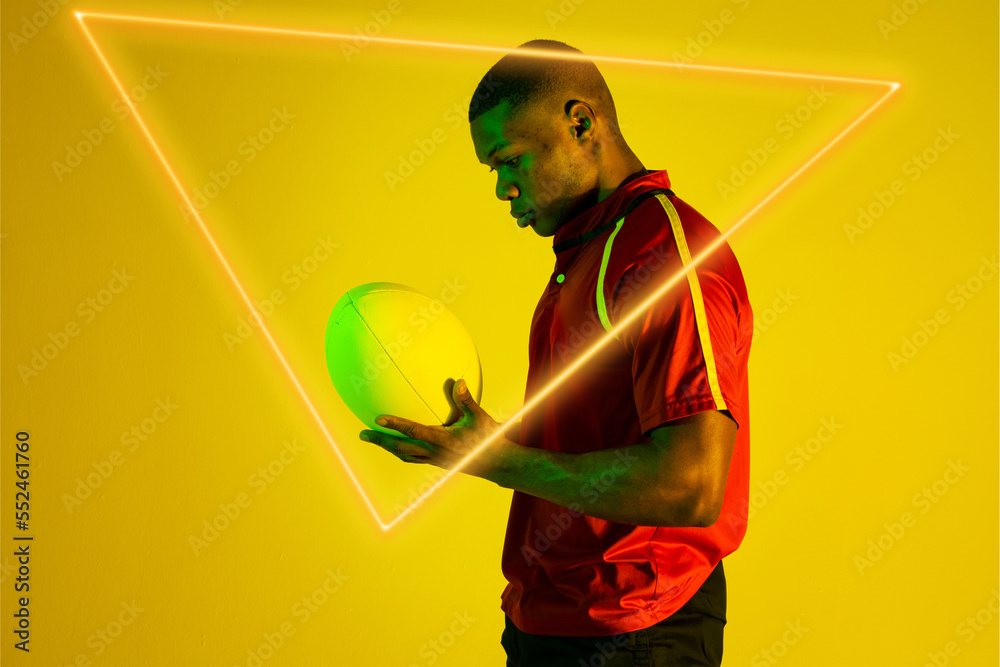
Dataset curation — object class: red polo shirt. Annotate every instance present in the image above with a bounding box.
[500,169,752,636]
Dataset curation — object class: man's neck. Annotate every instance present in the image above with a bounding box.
[597,161,649,203]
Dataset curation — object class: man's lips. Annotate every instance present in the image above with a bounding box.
[514,210,534,228]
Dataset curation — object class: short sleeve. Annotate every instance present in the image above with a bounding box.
[609,251,744,437]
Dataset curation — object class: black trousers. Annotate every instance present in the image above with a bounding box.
[500,560,726,667]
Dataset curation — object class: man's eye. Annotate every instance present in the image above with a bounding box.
[489,156,520,173]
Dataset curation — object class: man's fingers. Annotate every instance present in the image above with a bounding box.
[394,440,432,459]
[399,453,432,464]
[455,379,480,411]
[379,416,438,444]
[365,431,437,461]
[459,391,478,411]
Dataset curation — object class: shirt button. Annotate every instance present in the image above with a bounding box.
[556,273,565,284]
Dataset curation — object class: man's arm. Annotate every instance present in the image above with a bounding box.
[502,420,521,446]
[360,385,735,526]
[488,409,737,528]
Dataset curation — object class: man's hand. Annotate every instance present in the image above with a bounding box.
[358,378,515,483]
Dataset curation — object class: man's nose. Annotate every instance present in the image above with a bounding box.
[496,176,518,201]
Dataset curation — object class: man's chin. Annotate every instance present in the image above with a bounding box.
[530,216,560,238]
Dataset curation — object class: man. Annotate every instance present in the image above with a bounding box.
[359,40,753,666]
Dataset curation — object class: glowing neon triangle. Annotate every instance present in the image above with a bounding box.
[74,10,899,531]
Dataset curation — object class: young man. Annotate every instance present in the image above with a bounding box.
[359,40,753,666]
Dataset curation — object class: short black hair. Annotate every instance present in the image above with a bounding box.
[468,40,618,131]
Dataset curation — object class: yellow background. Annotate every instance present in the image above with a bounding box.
[2,0,997,665]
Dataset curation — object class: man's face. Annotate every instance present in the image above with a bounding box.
[470,99,597,237]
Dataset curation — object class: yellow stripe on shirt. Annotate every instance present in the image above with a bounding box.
[654,193,728,412]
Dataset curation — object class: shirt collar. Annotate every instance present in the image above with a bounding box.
[551,169,672,254]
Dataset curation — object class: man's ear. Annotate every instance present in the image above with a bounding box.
[565,100,595,139]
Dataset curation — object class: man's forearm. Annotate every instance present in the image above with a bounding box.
[487,439,705,527]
